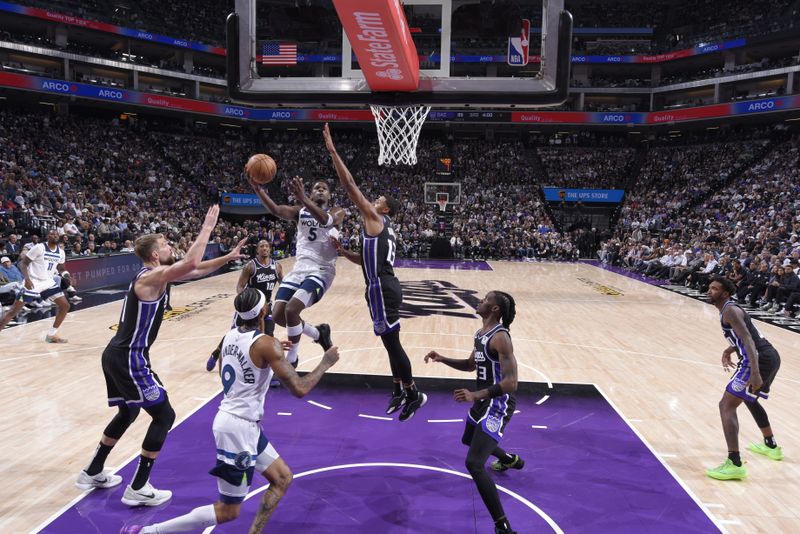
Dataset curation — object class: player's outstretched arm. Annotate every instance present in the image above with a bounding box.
[180,237,249,281]
[257,337,340,398]
[330,236,362,265]
[424,350,476,372]
[322,124,383,235]
[142,205,221,287]
[249,175,300,222]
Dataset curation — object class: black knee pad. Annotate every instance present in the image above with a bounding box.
[745,400,771,429]
[142,399,176,452]
[104,405,141,440]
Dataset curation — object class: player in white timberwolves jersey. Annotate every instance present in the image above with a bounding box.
[0,229,70,342]
[425,291,522,534]
[249,174,343,367]
[124,288,339,534]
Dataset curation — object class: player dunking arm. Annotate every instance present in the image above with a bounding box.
[205,239,284,372]
[425,291,521,534]
[122,288,340,534]
[76,206,248,507]
[705,276,783,481]
[249,175,343,366]
[323,123,426,421]
[0,229,70,342]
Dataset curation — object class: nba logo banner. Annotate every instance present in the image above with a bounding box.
[507,19,530,66]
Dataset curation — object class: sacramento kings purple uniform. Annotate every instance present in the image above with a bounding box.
[102,267,168,408]
[361,215,402,336]
[720,301,781,402]
[467,323,516,441]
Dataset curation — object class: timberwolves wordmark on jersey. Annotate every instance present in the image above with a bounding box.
[296,207,338,271]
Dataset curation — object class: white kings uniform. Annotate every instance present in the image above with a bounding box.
[209,325,279,503]
[21,243,66,302]
[275,207,339,307]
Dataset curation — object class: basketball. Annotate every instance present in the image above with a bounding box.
[245,154,277,184]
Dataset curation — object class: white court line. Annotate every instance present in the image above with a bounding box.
[30,387,223,534]
[307,400,332,410]
[594,384,727,533]
[277,412,292,416]
[358,414,393,421]
[202,462,564,534]
[297,348,555,406]
[531,425,548,429]
[427,419,464,423]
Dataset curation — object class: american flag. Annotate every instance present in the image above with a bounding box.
[260,42,297,65]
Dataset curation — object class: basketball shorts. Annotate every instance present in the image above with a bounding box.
[102,346,167,408]
[210,410,279,504]
[726,346,780,402]
[17,276,63,303]
[464,395,516,443]
[275,261,335,307]
[364,275,402,336]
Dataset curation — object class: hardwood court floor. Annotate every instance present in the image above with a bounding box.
[0,260,797,533]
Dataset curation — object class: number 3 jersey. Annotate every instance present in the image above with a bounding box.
[473,323,511,391]
[295,207,338,272]
[219,327,273,422]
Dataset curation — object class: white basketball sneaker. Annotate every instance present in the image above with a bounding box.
[75,470,123,490]
[121,481,172,507]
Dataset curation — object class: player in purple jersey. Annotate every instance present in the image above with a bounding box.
[425,291,521,534]
[705,276,783,481]
[324,123,426,422]
[75,206,248,506]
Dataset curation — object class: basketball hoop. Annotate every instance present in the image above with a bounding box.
[370,104,431,166]
[436,192,448,212]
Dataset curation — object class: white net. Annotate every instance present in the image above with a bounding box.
[369,104,431,166]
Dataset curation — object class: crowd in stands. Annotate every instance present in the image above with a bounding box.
[2,105,799,314]
[9,0,799,57]
[602,130,800,316]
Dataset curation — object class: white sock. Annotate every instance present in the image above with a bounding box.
[144,504,217,533]
[48,327,58,337]
[302,322,319,341]
[287,339,301,364]
[286,323,303,364]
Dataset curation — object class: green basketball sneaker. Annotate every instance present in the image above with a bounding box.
[748,442,784,461]
[705,458,747,480]
[491,454,525,472]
